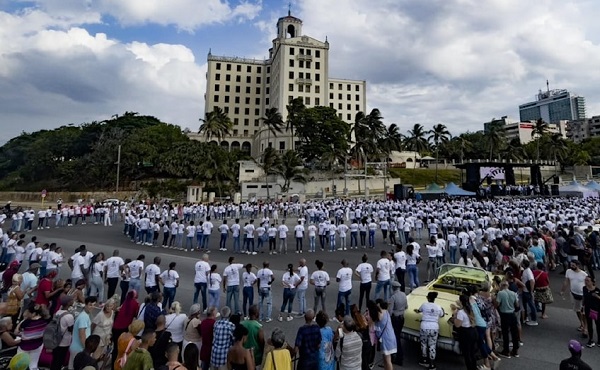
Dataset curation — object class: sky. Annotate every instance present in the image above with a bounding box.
[2,0,600,144]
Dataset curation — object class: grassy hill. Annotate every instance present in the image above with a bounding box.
[389,168,462,189]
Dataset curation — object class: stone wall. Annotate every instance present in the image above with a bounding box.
[0,191,137,204]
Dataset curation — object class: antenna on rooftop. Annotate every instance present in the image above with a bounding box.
[288,2,291,16]
[546,79,550,93]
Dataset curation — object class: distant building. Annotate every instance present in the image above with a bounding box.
[483,116,566,144]
[519,86,586,123]
[191,12,366,157]
[566,115,600,143]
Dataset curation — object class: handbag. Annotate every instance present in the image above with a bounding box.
[590,309,599,321]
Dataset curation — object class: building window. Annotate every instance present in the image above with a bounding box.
[329,83,333,89]
[234,107,240,114]
[226,64,231,71]
[315,97,320,105]
[347,84,351,91]
[266,98,270,105]
[267,66,271,73]
[355,85,360,91]
[330,103,334,108]
[306,85,311,93]
[213,95,219,102]
[246,76,251,83]
[289,71,294,79]
[215,73,221,81]
[279,141,285,150]
[338,103,342,109]
[329,93,333,99]
[355,94,360,101]
[243,129,249,135]
[338,113,342,119]
[347,114,351,120]
[289,84,294,92]
[235,96,240,103]
[224,107,229,113]
[306,49,311,56]
[289,47,295,55]
[347,94,351,100]
[254,120,259,127]
[266,87,270,94]
[305,97,310,105]
[244,119,249,126]
[299,72,304,78]
[257,66,262,73]
[306,73,311,79]
[214,84,220,91]
[255,108,260,115]
[244,108,250,115]
[226,74,231,81]
[338,84,342,90]
[256,87,261,94]
[315,86,320,93]
[233,129,238,135]
[316,50,320,58]
[255,97,260,105]
[356,104,360,110]
[216,63,221,70]
[236,75,241,82]
[315,74,320,81]
[234,118,239,125]
[225,85,230,92]
[315,62,320,70]
[236,65,241,72]
[347,104,351,110]
[246,86,251,94]
[224,96,229,103]
[257,77,261,84]
[299,60,304,68]
[298,85,304,92]
[245,97,250,104]
[289,95,294,103]
[306,61,311,68]
[266,77,270,84]
[299,48,304,54]
[236,86,241,93]
[338,93,342,99]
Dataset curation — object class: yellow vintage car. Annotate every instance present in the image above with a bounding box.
[401,264,494,353]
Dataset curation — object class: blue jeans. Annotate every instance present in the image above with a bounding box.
[220,233,228,249]
[233,236,240,253]
[196,233,203,248]
[375,280,390,301]
[407,264,419,289]
[368,230,375,247]
[226,285,240,314]
[350,232,358,247]
[243,286,254,316]
[209,289,220,309]
[129,278,142,295]
[259,287,272,320]
[309,236,316,252]
[522,291,537,322]
[449,246,458,264]
[280,288,296,314]
[246,238,255,253]
[329,234,336,251]
[201,234,210,249]
[163,287,176,309]
[194,282,208,309]
[186,236,194,251]
[297,288,307,314]
[337,290,351,315]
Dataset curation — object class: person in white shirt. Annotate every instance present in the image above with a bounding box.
[376,251,394,301]
[218,220,229,251]
[160,262,180,309]
[368,219,378,248]
[242,264,257,320]
[104,249,125,299]
[36,209,46,230]
[244,220,256,255]
[406,242,421,290]
[278,223,289,254]
[350,220,359,249]
[336,259,353,316]
[208,264,222,309]
[257,261,275,322]
[294,221,305,253]
[307,222,317,253]
[355,254,374,310]
[310,260,331,314]
[279,263,300,322]
[89,253,106,302]
[186,221,197,251]
[193,254,211,311]
[231,219,241,253]
[296,259,309,316]
[145,256,162,294]
[223,256,244,314]
[416,292,445,369]
[447,230,459,264]
[393,245,407,293]
[338,221,349,251]
[128,254,145,295]
[267,224,278,254]
[200,217,214,251]
[256,224,266,253]
[69,247,88,281]
[46,245,64,274]
[425,236,439,282]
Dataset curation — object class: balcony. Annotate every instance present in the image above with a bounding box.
[296,54,313,61]
[295,78,313,85]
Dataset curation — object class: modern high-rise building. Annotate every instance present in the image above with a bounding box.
[193,12,367,156]
[519,86,586,123]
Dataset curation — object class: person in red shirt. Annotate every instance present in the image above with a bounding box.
[199,306,217,370]
[2,261,20,291]
[533,262,553,319]
[35,270,60,306]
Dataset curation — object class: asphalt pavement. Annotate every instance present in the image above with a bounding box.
[15,219,600,370]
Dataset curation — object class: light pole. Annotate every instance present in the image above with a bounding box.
[115,144,121,193]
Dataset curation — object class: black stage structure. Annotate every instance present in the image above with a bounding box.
[455,160,559,196]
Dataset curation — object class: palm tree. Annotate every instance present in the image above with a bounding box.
[500,138,525,161]
[531,118,549,161]
[453,135,473,163]
[198,107,233,143]
[262,107,284,149]
[405,123,429,166]
[322,145,346,196]
[484,126,504,161]
[276,150,309,193]
[286,97,305,151]
[544,134,568,174]
[427,123,451,182]
[255,147,281,200]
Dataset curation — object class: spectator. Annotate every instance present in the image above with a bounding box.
[294,310,321,370]
[336,316,362,370]
[165,301,187,352]
[559,340,592,370]
[16,302,50,370]
[123,330,157,370]
[73,334,102,370]
[49,296,75,370]
[183,304,203,353]
[263,328,292,370]
[199,307,217,370]
[114,320,145,370]
[242,305,265,366]
[211,307,236,370]
[226,326,256,370]
[315,311,335,370]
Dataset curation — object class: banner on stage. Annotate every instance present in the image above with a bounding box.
[480,167,505,180]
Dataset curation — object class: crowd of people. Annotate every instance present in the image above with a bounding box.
[1,196,600,370]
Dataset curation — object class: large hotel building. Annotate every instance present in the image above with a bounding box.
[193,12,366,156]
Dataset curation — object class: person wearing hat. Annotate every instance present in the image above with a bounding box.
[388,280,407,366]
[183,303,203,352]
[414,291,444,370]
[559,340,592,370]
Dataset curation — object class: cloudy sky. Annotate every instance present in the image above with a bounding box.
[2,0,600,144]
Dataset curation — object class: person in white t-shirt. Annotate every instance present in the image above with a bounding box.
[186,221,197,252]
[278,223,289,254]
[69,248,87,280]
[337,221,349,251]
[104,249,125,299]
[128,255,145,295]
[310,260,331,314]
[294,221,305,253]
[231,219,241,253]
[561,260,588,333]
[376,251,393,301]
[208,264,222,309]
[307,223,317,253]
[145,256,162,294]
[242,263,257,320]
[218,220,230,251]
[267,224,278,254]
[193,254,211,311]
[200,217,214,251]
[244,220,256,255]
[223,256,244,314]
[416,292,444,369]
[393,245,407,293]
[355,254,374,310]
[257,261,275,322]
[160,262,180,309]
[425,236,439,282]
[296,259,309,316]
[279,263,300,322]
[336,259,353,315]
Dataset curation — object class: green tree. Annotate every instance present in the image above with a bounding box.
[484,126,504,161]
[405,123,429,166]
[531,118,549,161]
[198,107,233,143]
[256,147,281,199]
[428,123,451,182]
[500,138,525,161]
[262,107,284,149]
[286,97,306,151]
[276,150,309,193]
[294,106,351,163]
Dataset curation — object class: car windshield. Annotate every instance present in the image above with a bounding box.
[438,264,488,281]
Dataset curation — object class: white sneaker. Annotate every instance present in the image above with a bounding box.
[265,318,273,323]
[252,252,257,255]
[286,316,293,322]
[278,316,283,322]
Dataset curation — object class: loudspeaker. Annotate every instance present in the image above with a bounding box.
[551,184,559,196]
[394,184,404,200]
[491,184,501,196]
